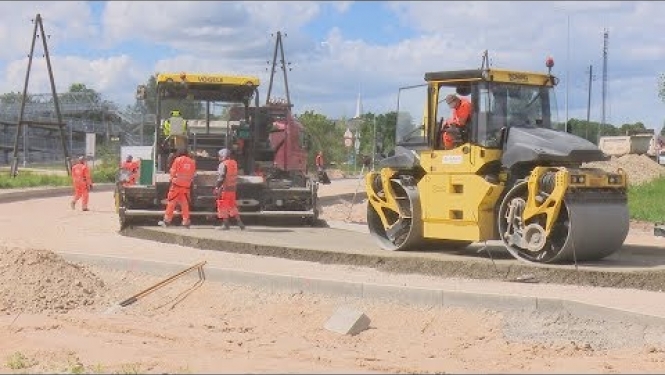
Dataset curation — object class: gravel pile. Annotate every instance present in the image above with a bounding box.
[0,247,107,315]
[320,198,367,224]
[582,154,665,186]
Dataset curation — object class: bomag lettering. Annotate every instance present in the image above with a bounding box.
[508,73,529,83]
[197,76,224,83]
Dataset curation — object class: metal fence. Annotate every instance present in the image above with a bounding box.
[0,92,153,165]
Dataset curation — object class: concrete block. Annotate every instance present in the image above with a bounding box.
[324,306,371,336]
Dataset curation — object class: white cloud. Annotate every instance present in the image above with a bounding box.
[0,1,97,60]
[1,55,146,106]
[101,1,321,59]
[0,0,662,131]
[331,1,354,14]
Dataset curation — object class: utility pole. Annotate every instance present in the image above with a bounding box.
[586,64,593,141]
[601,29,609,132]
[371,116,377,171]
[565,14,570,132]
[265,31,294,172]
[10,14,71,177]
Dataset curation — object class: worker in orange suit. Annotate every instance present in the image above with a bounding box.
[441,93,472,150]
[214,148,245,231]
[70,156,93,211]
[158,147,196,228]
[120,155,140,186]
[315,150,324,172]
[315,150,330,184]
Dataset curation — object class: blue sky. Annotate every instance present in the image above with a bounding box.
[0,1,663,131]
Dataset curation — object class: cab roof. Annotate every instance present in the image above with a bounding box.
[424,68,557,87]
[156,72,261,103]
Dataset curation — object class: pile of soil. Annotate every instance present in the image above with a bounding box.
[320,198,368,224]
[582,154,665,186]
[326,169,346,179]
[0,247,107,315]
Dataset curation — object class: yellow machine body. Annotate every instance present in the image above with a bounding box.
[365,60,630,264]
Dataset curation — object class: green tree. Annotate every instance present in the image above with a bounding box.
[618,121,649,135]
[296,110,346,167]
[376,111,397,155]
[354,111,397,157]
[62,83,101,104]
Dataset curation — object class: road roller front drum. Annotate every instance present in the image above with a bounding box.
[498,181,629,264]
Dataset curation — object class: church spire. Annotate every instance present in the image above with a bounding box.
[354,92,363,119]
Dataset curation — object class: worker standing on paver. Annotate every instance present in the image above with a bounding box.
[214,148,245,231]
[159,147,196,228]
[70,156,93,211]
[120,155,140,186]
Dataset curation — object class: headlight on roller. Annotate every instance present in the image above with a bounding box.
[608,174,622,184]
[570,175,586,184]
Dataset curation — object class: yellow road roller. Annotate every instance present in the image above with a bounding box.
[365,55,629,264]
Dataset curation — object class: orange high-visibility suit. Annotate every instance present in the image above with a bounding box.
[216,158,239,220]
[120,160,140,186]
[442,97,472,149]
[71,161,92,211]
[163,154,196,225]
[315,152,324,172]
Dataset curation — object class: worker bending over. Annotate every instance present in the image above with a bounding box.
[214,148,245,231]
[70,156,93,211]
[159,147,196,228]
[120,155,140,186]
[441,93,472,149]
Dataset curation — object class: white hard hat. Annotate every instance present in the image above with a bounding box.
[218,148,230,158]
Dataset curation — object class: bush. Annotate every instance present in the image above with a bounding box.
[92,144,121,183]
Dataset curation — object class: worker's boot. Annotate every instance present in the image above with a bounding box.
[70,201,75,210]
[236,217,245,231]
[182,220,191,229]
[82,207,89,212]
[216,219,231,230]
[158,220,171,227]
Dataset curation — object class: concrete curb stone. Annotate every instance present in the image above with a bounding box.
[0,183,116,204]
[59,252,665,328]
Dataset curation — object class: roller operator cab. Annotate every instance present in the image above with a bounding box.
[365,57,630,264]
[115,72,319,229]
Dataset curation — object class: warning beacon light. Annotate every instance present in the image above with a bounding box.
[545,56,554,74]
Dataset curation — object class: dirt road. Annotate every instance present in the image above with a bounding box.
[2,185,665,373]
[3,257,665,374]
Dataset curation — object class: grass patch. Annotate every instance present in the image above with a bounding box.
[116,363,142,374]
[629,177,665,223]
[0,172,71,189]
[0,166,117,189]
[5,352,37,370]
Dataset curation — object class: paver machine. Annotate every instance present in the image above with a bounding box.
[365,53,630,264]
[115,72,318,229]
